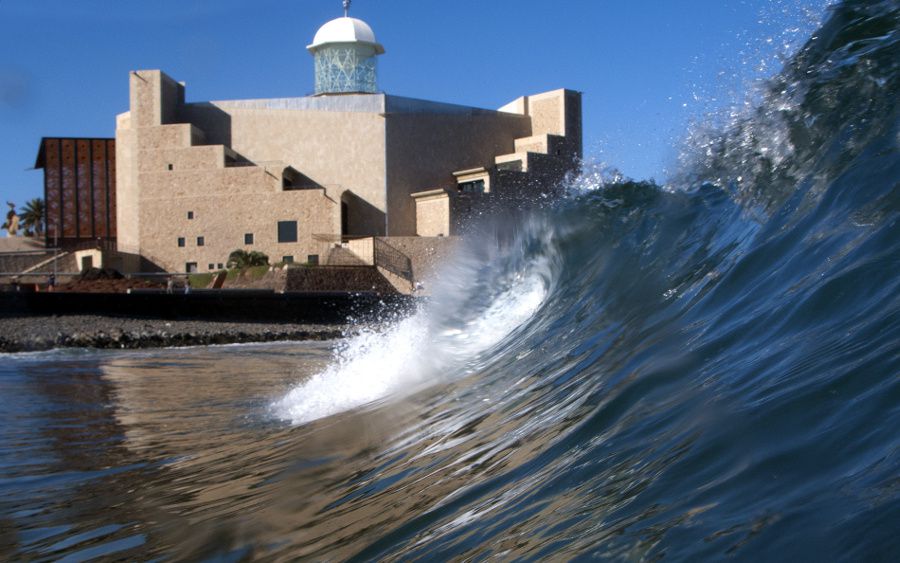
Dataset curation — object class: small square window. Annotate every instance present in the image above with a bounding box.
[185,262,197,273]
[208,263,214,270]
[187,211,194,220]
[244,233,254,245]
[197,236,205,246]
[282,256,294,264]
[217,263,224,269]
[277,220,298,243]
[307,254,319,266]
[177,237,185,247]
[167,164,174,171]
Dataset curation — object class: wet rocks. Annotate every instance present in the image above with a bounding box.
[0,315,348,353]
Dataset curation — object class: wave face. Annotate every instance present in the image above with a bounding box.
[267,1,900,558]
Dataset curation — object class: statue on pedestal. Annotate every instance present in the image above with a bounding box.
[2,202,20,237]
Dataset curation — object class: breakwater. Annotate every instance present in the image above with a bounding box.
[1,289,414,323]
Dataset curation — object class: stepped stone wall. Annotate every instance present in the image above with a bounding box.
[0,252,78,278]
[0,253,55,274]
[285,266,397,294]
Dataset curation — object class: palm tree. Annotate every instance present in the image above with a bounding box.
[247,251,269,267]
[227,249,269,269]
[19,198,45,238]
[227,249,250,269]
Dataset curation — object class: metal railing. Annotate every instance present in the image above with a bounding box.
[374,238,413,283]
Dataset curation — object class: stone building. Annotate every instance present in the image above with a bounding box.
[99,10,581,273]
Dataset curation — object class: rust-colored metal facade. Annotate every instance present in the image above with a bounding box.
[35,138,116,249]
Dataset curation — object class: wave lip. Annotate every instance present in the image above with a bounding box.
[272,256,550,426]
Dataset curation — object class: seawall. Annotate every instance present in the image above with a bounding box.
[0,289,414,324]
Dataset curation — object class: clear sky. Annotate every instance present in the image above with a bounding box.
[0,0,831,205]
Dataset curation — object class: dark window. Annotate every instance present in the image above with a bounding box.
[496,160,522,172]
[167,164,174,171]
[197,236,205,246]
[177,237,185,247]
[208,263,214,270]
[458,179,485,194]
[186,262,198,273]
[217,263,224,269]
[244,233,254,245]
[277,220,298,243]
[282,256,294,264]
[187,211,194,219]
[307,254,319,266]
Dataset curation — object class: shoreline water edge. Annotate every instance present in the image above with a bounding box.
[0,314,349,353]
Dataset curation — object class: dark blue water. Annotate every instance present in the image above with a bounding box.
[2,1,899,559]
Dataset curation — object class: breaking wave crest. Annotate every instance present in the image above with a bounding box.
[273,221,556,424]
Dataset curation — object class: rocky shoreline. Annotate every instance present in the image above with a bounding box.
[0,314,350,353]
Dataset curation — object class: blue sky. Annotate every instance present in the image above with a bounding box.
[0,0,830,205]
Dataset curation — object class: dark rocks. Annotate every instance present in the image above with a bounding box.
[0,315,349,353]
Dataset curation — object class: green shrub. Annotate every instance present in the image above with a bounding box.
[247,265,269,280]
[188,273,214,288]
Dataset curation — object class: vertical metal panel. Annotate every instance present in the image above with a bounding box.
[91,140,108,238]
[107,139,116,238]
[61,140,77,238]
[44,139,61,243]
[76,139,92,238]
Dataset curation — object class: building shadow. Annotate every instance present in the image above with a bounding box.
[341,190,385,237]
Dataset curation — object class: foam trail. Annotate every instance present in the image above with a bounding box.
[272,255,549,425]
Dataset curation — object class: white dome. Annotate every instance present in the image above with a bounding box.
[307,17,385,54]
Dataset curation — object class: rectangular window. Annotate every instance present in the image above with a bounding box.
[167,164,174,171]
[187,211,194,219]
[244,233,254,245]
[197,236,205,247]
[208,263,214,270]
[277,220,298,243]
[458,179,485,194]
[177,237,185,247]
[307,254,319,266]
[496,160,523,172]
[282,256,294,264]
[217,263,224,270]
[185,262,198,273]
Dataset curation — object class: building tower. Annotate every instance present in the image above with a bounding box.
[307,1,385,95]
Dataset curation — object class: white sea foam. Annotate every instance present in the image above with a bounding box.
[272,252,549,425]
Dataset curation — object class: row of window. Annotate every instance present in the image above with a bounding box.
[176,221,299,248]
[177,236,204,247]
